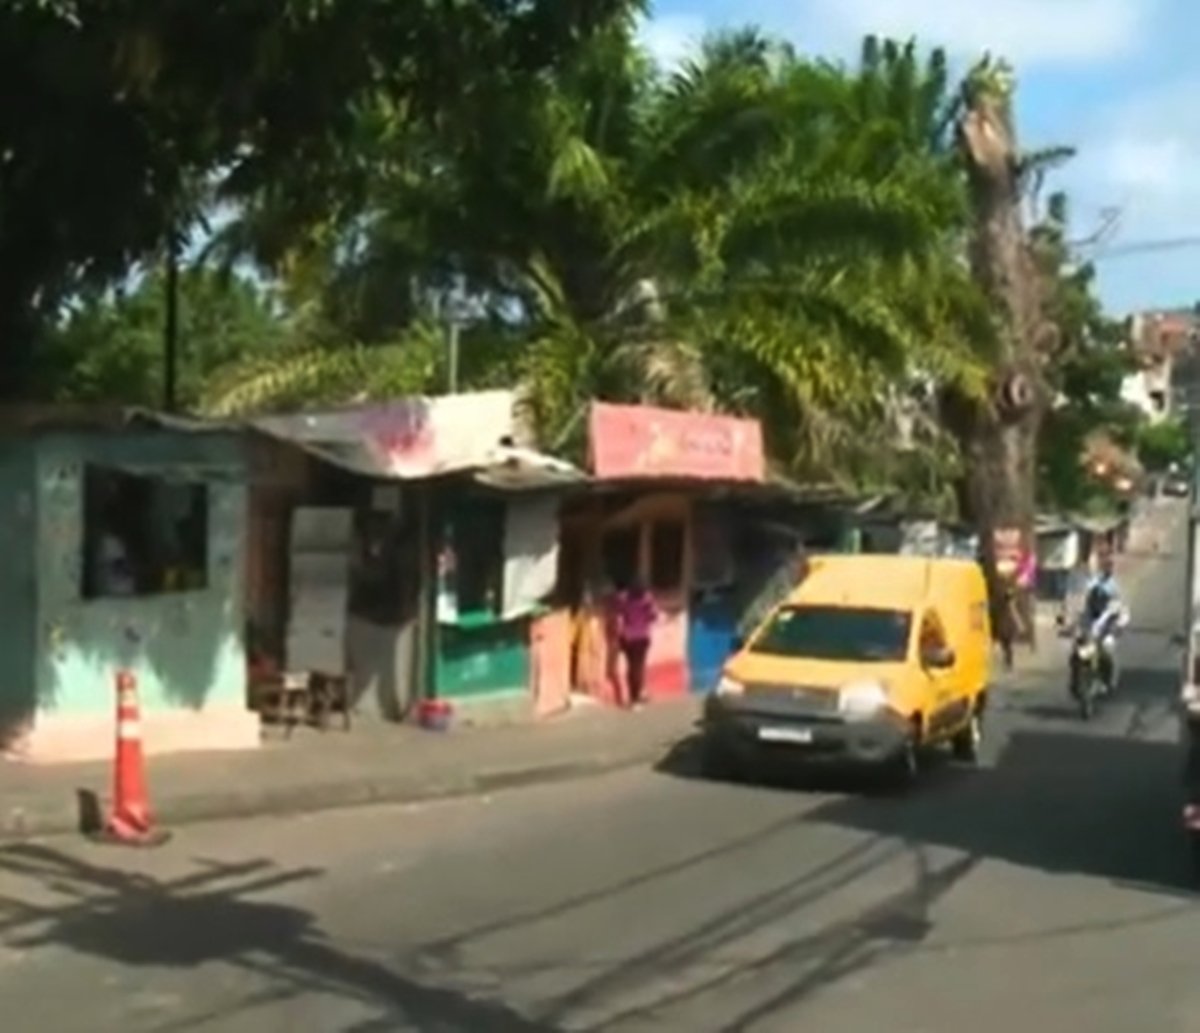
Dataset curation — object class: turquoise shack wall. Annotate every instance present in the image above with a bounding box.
[0,443,38,745]
[435,616,531,699]
[432,489,532,701]
[33,431,248,719]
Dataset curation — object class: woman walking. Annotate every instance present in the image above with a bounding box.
[614,577,657,709]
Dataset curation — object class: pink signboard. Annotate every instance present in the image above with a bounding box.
[588,402,765,482]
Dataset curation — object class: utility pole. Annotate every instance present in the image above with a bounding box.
[163,221,180,412]
[444,291,463,393]
[446,317,460,394]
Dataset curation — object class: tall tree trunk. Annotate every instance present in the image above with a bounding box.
[0,287,44,401]
[954,68,1047,645]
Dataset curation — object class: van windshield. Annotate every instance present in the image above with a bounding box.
[749,605,911,663]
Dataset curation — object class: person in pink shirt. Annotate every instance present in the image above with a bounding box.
[613,576,657,709]
[1016,547,1038,592]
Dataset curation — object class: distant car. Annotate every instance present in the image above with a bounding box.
[1164,476,1190,498]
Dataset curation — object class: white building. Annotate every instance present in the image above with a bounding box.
[1121,311,1196,423]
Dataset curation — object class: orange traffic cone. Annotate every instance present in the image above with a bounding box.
[99,670,170,847]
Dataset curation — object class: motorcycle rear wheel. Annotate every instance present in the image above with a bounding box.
[1078,680,1097,720]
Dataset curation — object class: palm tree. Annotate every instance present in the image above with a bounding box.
[637,34,989,486]
[199,26,991,508]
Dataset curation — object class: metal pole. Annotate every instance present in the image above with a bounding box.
[163,224,180,412]
[446,318,460,394]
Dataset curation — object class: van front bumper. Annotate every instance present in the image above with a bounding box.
[701,692,910,768]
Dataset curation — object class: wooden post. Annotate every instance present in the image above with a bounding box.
[413,486,435,704]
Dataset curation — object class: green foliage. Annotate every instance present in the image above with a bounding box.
[0,0,642,395]
[200,25,995,513]
[15,11,1124,521]
[1137,417,1192,473]
[33,268,285,408]
[1021,187,1141,515]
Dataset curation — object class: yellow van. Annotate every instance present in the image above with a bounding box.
[702,554,991,785]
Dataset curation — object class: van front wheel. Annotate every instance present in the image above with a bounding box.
[886,726,921,790]
[951,709,984,765]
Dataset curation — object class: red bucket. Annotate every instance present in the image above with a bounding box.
[417,698,454,732]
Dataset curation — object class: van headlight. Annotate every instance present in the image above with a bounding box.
[715,675,744,697]
[838,680,889,718]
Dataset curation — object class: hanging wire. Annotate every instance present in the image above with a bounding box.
[1078,235,1200,260]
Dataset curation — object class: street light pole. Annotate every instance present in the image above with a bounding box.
[446,317,460,394]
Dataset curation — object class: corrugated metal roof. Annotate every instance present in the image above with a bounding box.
[473,465,587,492]
[261,432,588,490]
[0,405,234,435]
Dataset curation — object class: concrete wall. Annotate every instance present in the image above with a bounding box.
[19,430,258,762]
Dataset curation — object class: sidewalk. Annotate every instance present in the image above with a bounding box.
[4,652,1056,843]
[0,699,700,842]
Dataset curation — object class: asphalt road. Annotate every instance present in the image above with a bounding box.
[0,501,1195,1032]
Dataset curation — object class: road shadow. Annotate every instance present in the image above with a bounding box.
[655,731,973,798]
[653,735,861,794]
[657,663,1190,897]
[413,817,983,1031]
[0,842,556,1031]
[1011,665,1179,732]
[412,748,1192,1031]
[542,844,980,1032]
[808,727,1190,895]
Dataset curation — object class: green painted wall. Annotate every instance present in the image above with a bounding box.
[0,443,38,743]
[435,618,530,698]
[33,431,248,718]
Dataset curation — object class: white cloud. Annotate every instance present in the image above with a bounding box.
[807,0,1152,66]
[1103,137,1190,194]
[1060,77,1200,310]
[1070,78,1200,236]
[638,13,707,70]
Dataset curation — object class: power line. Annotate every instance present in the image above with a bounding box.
[1078,236,1200,260]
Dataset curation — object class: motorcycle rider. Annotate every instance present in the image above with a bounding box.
[1078,549,1130,693]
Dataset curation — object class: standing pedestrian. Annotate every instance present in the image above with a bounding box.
[614,576,657,709]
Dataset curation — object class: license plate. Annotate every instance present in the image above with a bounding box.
[757,726,814,744]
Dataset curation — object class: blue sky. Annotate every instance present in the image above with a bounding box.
[640,0,1198,316]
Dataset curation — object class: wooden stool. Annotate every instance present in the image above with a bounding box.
[309,672,351,731]
[251,671,312,736]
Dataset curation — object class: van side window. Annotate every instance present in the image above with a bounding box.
[919,611,947,652]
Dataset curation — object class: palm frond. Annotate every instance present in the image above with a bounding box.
[198,327,442,417]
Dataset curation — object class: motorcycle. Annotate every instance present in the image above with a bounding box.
[1068,626,1111,720]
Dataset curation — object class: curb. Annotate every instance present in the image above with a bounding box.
[0,741,679,844]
